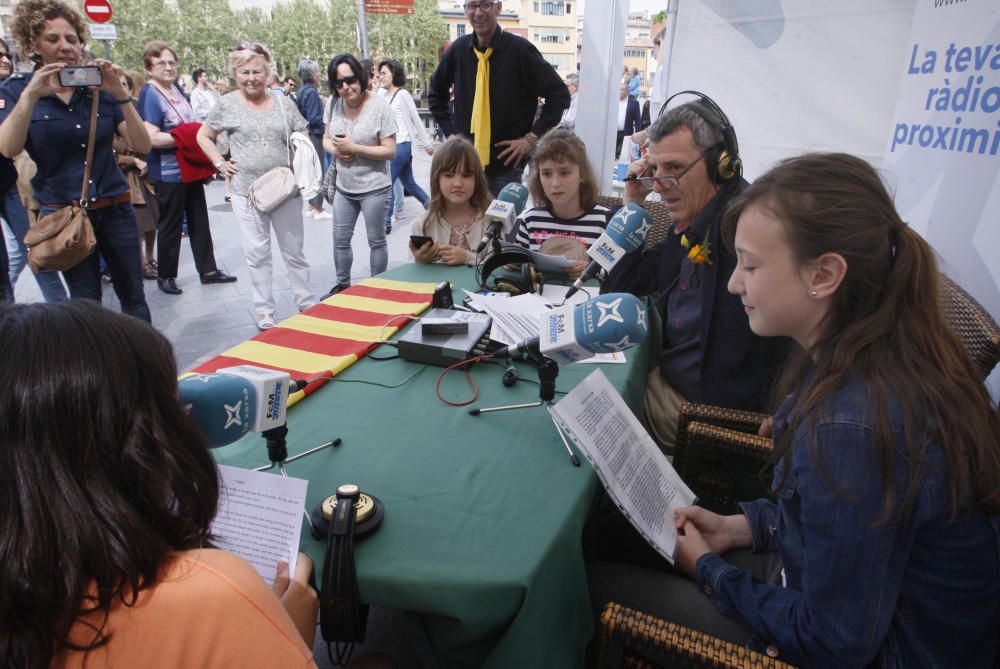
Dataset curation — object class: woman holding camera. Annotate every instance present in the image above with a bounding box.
[0,0,151,321]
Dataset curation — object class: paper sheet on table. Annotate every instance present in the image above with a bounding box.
[462,289,625,363]
[212,465,308,585]
[549,369,695,564]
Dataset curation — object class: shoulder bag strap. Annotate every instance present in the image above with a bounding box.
[79,92,100,204]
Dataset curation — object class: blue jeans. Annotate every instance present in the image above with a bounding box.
[384,141,429,225]
[3,187,68,302]
[40,202,151,322]
[487,166,523,200]
[331,186,389,287]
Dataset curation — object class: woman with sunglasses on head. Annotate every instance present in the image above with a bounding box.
[0,0,151,321]
[197,42,316,331]
[138,40,236,296]
[590,153,1000,668]
[321,53,396,298]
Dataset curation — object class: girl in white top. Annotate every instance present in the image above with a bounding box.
[409,137,490,266]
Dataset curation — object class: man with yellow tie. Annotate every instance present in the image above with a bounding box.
[428,0,570,197]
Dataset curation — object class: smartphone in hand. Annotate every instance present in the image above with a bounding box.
[59,66,102,88]
[410,235,433,249]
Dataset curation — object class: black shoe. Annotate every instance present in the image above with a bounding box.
[224,195,232,203]
[322,284,350,300]
[200,270,238,284]
[157,277,183,295]
[385,223,392,235]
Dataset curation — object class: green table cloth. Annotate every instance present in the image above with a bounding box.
[213,263,651,668]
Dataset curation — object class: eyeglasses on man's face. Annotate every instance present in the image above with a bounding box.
[333,75,359,89]
[151,59,177,69]
[464,0,497,14]
[629,148,712,190]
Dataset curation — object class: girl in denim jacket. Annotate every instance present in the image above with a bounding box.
[597,153,1000,668]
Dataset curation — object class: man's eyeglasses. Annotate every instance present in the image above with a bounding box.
[333,75,359,89]
[151,59,177,69]
[627,148,712,190]
[235,42,267,56]
[464,0,497,13]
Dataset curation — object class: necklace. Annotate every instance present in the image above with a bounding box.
[242,92,274,148]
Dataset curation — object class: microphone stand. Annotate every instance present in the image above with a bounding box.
[468,353,581,466]
[254,425,343,530]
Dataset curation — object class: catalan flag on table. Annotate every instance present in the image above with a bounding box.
[185,277,438,407]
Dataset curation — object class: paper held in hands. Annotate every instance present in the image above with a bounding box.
[549,369,696,564]
[211,465,309,585]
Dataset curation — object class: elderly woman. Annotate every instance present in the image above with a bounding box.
[139,40,235,296]
[0,299,319,668]
[322,53,396,298]
[295,58,330,220]
[197,43,316,331]
[0,0,150,321]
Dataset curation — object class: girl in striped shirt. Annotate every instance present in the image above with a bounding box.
[513,129,612,279]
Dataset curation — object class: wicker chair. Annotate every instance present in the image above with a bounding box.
[596,275,1000,668]
[598,602,795,669]
[596,195,673,248]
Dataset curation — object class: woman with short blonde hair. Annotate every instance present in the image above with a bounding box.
[197,42,315,330]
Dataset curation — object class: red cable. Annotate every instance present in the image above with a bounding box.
[435,354,494,406]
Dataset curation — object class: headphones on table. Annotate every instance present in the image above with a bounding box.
[476,243,544,296]
[658,90,742,184]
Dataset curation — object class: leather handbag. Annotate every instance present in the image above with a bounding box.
[23,93,99,273]
[248,97,298,213]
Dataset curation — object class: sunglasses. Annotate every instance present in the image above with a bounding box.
[0,53,10,61]
[333,75,359,89]
[235,42,267,56]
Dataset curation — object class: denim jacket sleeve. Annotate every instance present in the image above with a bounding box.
[738,498,781,553]
[694,420,919,669]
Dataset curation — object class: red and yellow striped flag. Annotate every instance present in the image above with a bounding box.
[185,277,438,407]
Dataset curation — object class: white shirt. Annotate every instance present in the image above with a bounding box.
[618,97,628,131]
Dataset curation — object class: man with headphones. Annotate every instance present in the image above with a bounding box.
[607,92,789,454]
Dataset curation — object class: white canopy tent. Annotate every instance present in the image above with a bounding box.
[577,0,999,397]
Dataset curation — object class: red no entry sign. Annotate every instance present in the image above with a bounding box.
[84,0,112,23]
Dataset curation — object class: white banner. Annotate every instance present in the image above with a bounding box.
[881,0,999,396]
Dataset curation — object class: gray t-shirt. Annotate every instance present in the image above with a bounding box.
[206,92,307,191]
[326,94,396,195]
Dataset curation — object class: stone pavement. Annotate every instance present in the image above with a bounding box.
[10,150,436,374]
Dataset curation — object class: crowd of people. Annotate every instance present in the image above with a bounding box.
[0,0,997,667]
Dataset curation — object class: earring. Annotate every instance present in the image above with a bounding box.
[810,290,818,297]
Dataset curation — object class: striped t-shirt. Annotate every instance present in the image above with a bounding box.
[512,203,612,251]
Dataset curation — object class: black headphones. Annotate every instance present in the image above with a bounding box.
[659,90,742,184]
[476,243,544,296]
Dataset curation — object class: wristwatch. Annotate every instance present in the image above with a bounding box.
[525,131,539,147]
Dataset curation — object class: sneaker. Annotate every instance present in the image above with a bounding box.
[384,223,392,235]
[256,315,276,331]
[311,209,332,220]
[321,284,350,300]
